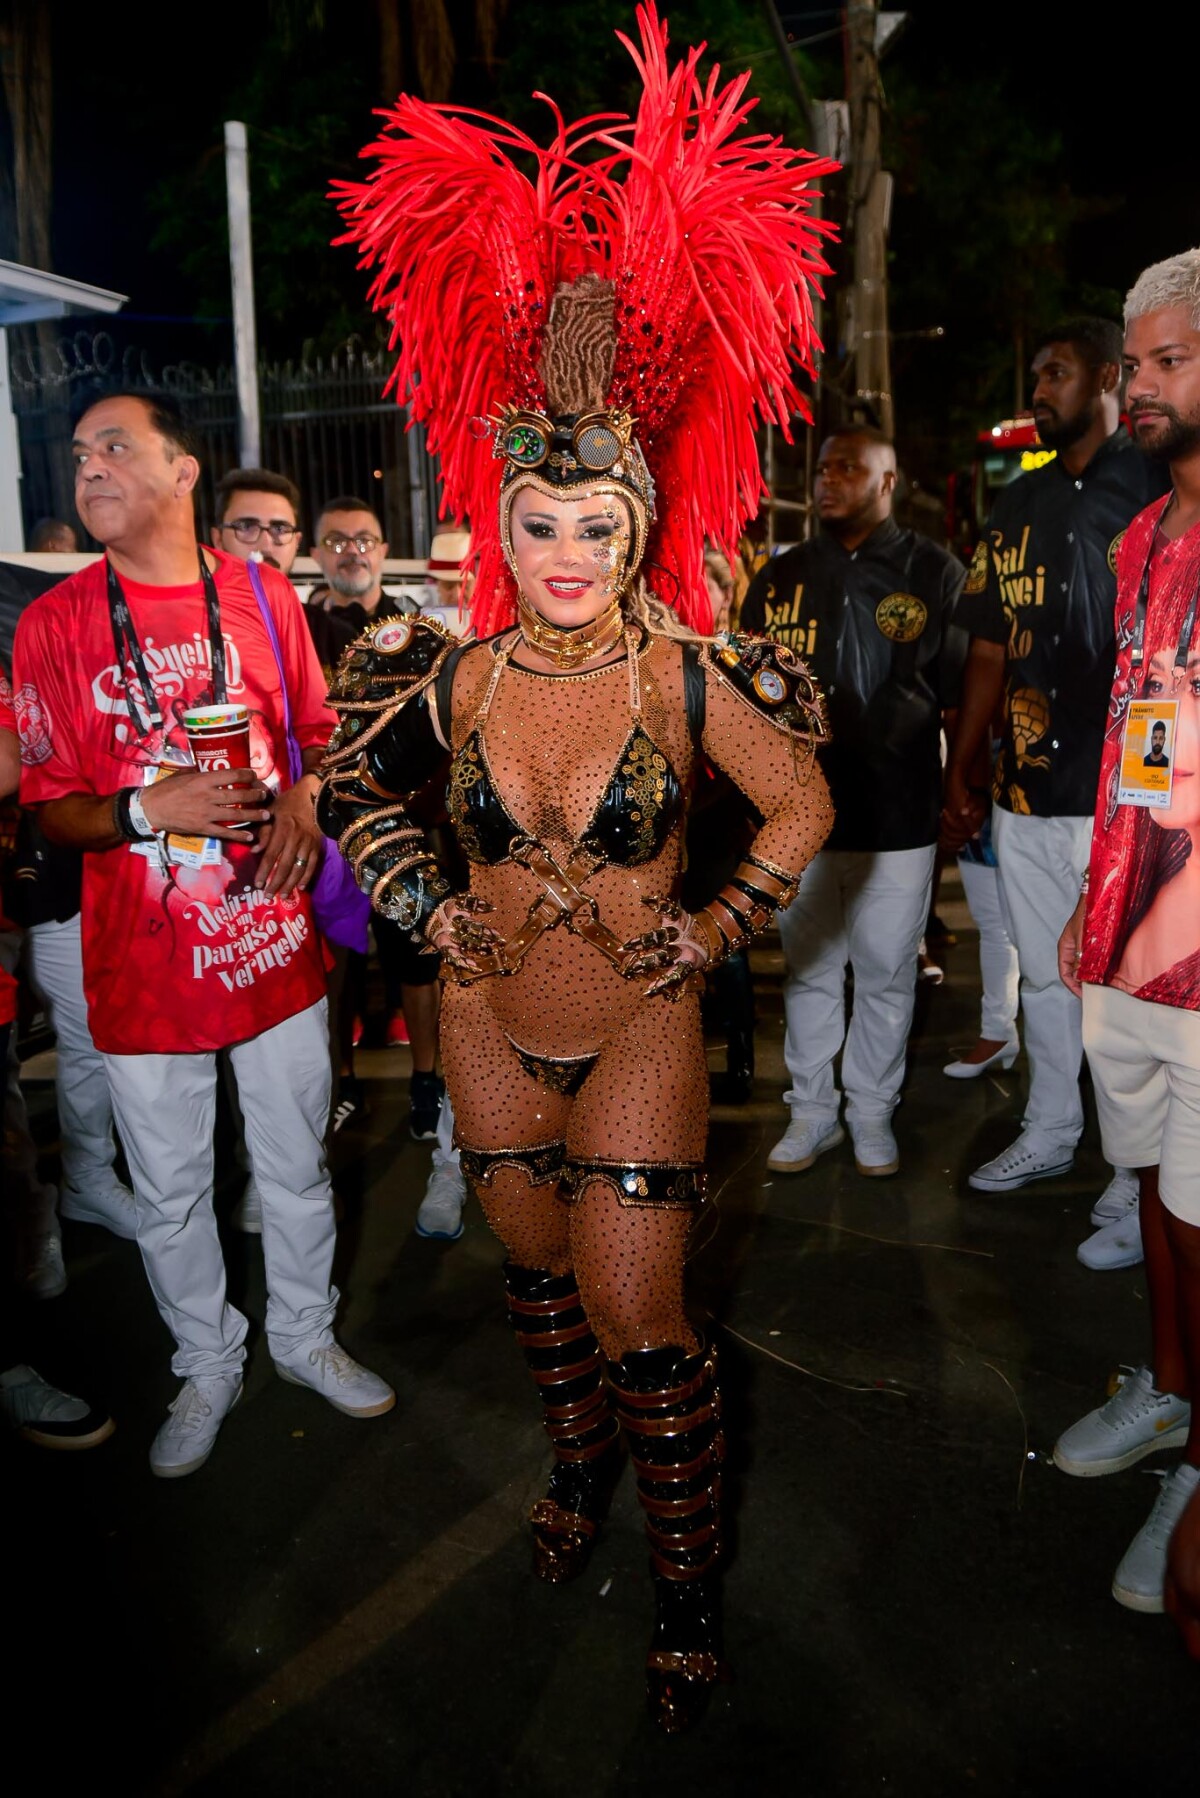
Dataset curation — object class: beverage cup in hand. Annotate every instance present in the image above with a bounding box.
[182,704,252,776]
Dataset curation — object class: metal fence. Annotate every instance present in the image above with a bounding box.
[8,330,441,555]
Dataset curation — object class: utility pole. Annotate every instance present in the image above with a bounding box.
[845,1,894,440]
[224,121,261,467]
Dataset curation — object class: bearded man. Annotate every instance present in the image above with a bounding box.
[943,319,1166,1262]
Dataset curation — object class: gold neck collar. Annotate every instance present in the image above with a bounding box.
[517,593,625,670]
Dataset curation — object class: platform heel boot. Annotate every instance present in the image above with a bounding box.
[608,1340,728,1732]
[503,1263,623,1582]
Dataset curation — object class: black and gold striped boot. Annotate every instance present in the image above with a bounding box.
[608,1340,728,1732]
[503,1262,623,1583]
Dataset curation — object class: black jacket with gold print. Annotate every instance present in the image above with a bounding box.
[741,518,966,851]
[957,428,1168,819]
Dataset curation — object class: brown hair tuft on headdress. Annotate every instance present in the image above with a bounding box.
[539,276,617,414]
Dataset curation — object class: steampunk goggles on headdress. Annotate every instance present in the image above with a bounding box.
[493,405,636,477]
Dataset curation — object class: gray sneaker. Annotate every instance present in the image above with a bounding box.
[415,1161,466,1240]
[1053,1365,1191,1477]
[231,1177,263,1235]
[766,1118,844,1174]
[21,1229,67,1301]
[1112,1462,1200,1613]
[0,1364,115,1451]
[150,1373,243,1478]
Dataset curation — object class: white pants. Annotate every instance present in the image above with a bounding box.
[957,858,1019,1044]
[432,1090,459,1171]
[991,809,1091,1151]
[103,999,339,1379]
[26,912,124,1203]
[777,845,937,1128]
[1083,984,1200,1226]
[0,927,56,1232]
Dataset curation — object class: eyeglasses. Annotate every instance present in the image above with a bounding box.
[220,517,301,545]
[321,532,381,554]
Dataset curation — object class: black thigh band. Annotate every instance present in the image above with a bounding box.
[458,1140,567,1190]
[562,1160,707,1211]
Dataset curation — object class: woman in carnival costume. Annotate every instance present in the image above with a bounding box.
[319,5,835,1730]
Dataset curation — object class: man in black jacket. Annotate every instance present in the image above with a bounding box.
[942,318,1166,1247]
[742,427,966,1179]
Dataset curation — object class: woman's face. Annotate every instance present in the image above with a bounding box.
[1144,647,1200,829]
[508,486,632,630]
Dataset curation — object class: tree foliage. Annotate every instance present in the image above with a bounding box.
[882,58,1119,477]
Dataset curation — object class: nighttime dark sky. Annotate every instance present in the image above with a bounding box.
[39,2,1200,369]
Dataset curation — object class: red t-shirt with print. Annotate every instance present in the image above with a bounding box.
[13,551,335,1054]
[0,663,17,1026]
[1080,495,1200,1010]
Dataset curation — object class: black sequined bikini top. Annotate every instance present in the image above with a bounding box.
[448,715,683,867]
[436,631,711,868]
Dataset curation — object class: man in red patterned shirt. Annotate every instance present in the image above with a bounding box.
[1057,252,1200,1650]
[13,392,394,1477]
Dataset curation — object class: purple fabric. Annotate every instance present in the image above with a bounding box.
[248,560,370,952]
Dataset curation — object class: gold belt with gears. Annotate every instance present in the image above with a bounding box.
[451,839,634,982]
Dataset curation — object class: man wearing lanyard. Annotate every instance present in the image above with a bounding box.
[13,391,394,1477]
[1055,254,1200,1646]
[943,319,1167,1259]
[741,426,967,1179]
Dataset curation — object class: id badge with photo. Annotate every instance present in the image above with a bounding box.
[1117,698,1179,809]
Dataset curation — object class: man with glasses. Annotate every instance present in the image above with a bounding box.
[305,497,449,1149]
[212,468,304,578]
[12,392,395,1476]
[304,496,416,676]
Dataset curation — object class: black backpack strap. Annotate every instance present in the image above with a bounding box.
[682,640,707,753]
[433,640,472,745]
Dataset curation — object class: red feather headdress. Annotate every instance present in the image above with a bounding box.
[333,3,837,636]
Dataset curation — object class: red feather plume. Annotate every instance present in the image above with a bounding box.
[333,4,837,637]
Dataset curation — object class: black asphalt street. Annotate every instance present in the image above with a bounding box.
[8,878,1198,1795]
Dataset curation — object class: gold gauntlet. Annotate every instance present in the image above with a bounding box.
[693,854,797,968]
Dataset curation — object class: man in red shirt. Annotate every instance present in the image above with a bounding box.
[13,391,394,1477]
[1057,253,1200,1651]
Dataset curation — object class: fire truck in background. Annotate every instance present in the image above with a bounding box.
[945,413,1056,557]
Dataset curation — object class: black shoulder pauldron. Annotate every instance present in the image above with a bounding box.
[704,634,829,743]
[322,613,458,776]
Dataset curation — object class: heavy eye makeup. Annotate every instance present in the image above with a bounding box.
[519,516,618,543]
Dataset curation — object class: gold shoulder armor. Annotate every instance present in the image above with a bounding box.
[324,613,457,769]
[704,634,829,744]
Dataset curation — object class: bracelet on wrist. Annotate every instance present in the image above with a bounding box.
[113,785,156,843]
[1079,869,1090,897]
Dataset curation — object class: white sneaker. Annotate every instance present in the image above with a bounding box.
[0,1364,115,1450]
[1077,1203,1143,1271]
[60,1183,138,1241]
[231,1177,263,1235]
[968,1133,1074,1193]
[21,1230,67,1301]
[766,1117,845,1174]
[849,1121,900,1177]
[149,1373,243,1478]
[1090,1167,1139,1228]
[415,1162,466,1240]
[274,1342,396,1417]
[1112,1462,1200,1613]
[1053,1365,1191,1477]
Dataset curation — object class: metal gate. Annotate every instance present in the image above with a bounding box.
[8,330,440,555]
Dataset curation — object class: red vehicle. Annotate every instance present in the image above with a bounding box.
[946,414,1057,555]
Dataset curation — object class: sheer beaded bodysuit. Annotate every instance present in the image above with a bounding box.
[434,629,832,1355]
